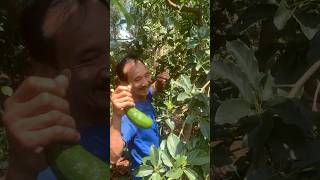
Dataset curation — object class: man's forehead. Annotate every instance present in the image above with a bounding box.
[123,60,146,76]
[42,0,107,39]
[42,0,79,38]
[47,0,108,67]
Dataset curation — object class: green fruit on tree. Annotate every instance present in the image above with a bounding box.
[125,107,153,128]
[47,143,109,180]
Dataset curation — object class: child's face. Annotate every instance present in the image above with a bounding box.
[43,0,109,126]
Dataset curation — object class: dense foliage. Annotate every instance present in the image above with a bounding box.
[111,0,210,179]
[0,1,30,176]
[213,0,320,179]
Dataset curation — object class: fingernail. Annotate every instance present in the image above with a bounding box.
[61,68,71,81]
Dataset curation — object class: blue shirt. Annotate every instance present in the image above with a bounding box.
[121,87,160,179]
[37,125,109,180]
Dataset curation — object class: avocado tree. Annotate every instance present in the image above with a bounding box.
[213,0,320,179]
[111,0,210,179]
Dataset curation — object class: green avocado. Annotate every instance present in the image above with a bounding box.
[47,143,109,180]
[125,107,153,128]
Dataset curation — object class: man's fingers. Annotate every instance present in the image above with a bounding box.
[112,90,132,100]
[114,85,131,94]
[157,73,169,80]
[31,126,80,147]
[114,101,135,110]
[16,111,76,131]
[114,96,134,104]
[54,73,69,90]
[12,92,69,118]
[12,75,69,103]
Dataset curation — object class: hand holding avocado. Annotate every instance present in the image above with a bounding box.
[111,85,152,128]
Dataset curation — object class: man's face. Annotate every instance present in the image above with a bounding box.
[124,60,152,98]
[43,0,109,126]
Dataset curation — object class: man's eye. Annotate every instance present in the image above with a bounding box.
[80,54,99,64]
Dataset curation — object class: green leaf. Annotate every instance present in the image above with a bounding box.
[181,75,192,90]
[150,173,162,180]
[142,156,151,165]
[165,168,183,179]
[167,133,183,159]
[177,92,191,101]
[230,4,277,35]
[161,151,173,167]
[165,119,175,131]
[226,40,260,90]
[247,113,274,148]
[185,115,195,124]
[164,100,173,110]
[213,143,233,167]
[136,165,154,177]
[200,120,210,139]
[174,155,187,168]
[160,140,166,151]
[1,86,13,96]
[215,99,254,124]
[212,61,255,103]
[150,145,159,167]
[273,0,294,30]
[187,150,210,165]
[183,168,199,180]
[111,0,134,28]
[172,80,188,93]
[261,72,275,101]
[294,15,320,40]
[246,166,273,180]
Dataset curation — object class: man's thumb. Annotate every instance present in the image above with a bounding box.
[55,68,71,89]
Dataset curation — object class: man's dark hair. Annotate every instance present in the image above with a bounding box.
[20,0,109,64]
[116,54,144,82]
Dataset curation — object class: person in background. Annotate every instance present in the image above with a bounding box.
[110,54,169,179]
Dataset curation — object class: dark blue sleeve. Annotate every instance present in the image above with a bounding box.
[121,115,138,144]
[147,86,153,102]
[37,167,57,180]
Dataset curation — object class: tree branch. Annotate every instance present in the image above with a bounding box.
[288,60,320,97]
[165,0,202,25]
[312,79,320,112]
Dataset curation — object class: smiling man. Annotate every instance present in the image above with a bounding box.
[110,54,169,179]
[1,0,109,179]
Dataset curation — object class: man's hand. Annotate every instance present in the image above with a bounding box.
[110,85,135,164]
[153,70,170,93]
[111,85,135,118]
[2,70,80,179]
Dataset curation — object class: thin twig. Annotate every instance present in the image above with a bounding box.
[178,120,186,139]
[201,81,210,93]
[312,79,320,112]
[288,60,320,97]
[275,84,295,88]
[165,0,202,25]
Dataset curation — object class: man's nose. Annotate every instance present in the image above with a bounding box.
[141,77,149,86]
